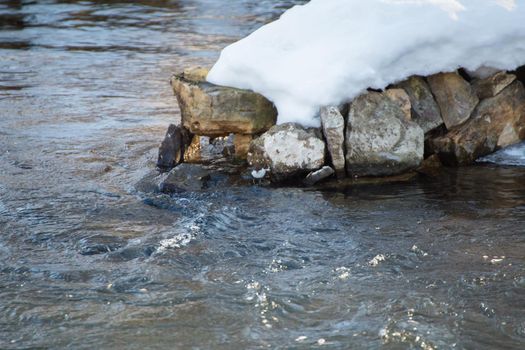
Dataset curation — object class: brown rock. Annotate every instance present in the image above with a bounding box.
[385,88,412,121]
[171,67,277,137]
[472,71,516,100]
[427,72,479,129]
[397,76,443,133]
[430,80,525,165]
[233,134,253,159]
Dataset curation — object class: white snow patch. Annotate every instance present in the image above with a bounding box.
[208,0,525,127]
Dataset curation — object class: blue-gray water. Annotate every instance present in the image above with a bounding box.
[1,1,524,349]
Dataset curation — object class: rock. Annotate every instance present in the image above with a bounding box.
[466,66,501,80]
[320,106,346,178]
[472,71,516,100]
[171,67,277,136]
[304,166,335,186]
[416,154,442,176]
[248,123,325,181]
[78,235,127,256]
[233,134,253,159]
[427,72,479,129]
[396,76,443,133]
[345,91,424,176]
[157,124,192,171]
[159,163,212,193]
[183,135,234,164]
[430,80,525,165]
[385,88,412,121]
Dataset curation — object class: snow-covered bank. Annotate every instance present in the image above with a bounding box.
[208,0,525,127]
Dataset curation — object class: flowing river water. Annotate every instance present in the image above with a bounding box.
[0,1,524,349]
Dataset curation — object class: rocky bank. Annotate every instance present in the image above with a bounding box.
[154,66,525,191]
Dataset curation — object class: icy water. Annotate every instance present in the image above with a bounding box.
[1,1,524,349]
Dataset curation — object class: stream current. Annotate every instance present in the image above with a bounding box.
[0,1,524,349]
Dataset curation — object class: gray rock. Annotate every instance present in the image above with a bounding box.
[427,72,479,129]
[248,123,326,181]
[304,166,335,186]
[320,106,346,178]
[171,67,277,137]
[157,124,192,171]
[429,80,525,165]
[345,91,424,176]
[396,76,443,133]
[472,71,516,100]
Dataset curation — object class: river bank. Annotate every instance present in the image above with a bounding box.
[1,1,524,349]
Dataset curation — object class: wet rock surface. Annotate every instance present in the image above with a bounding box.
[248,123,325,181]
[427,72,479,129]
[345,91,424,176]
[304,166,335,186]
[171,67,277,137]
[158,163,246,193]
[157,124,192,171]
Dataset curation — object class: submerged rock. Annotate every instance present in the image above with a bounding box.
[171,67,277,137]
[396,76,443,133]
[304,166,335,186]
[159,163,212,193]
[78,235,127,256]
[248,123,325,181]
[320,106,346,178]
[158,163,245,193]
[430,80,525,165]
[472,71,516,100]
[427,72,479,129]
[345,91,424,176]
[157,124,192,171]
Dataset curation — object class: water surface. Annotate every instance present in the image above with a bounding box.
[1,1,524,349]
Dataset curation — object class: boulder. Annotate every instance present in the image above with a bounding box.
[171,67,277,136]
[385,88,412,121]
[427,72,479,129]
[157,124,192,171]
[248,123,325,181]
[304,166,335,186]
[472,71,516,100]
[396,76,443,133]
[320,106,346,178]
[430,80,525,165]
[345,91,424,176]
